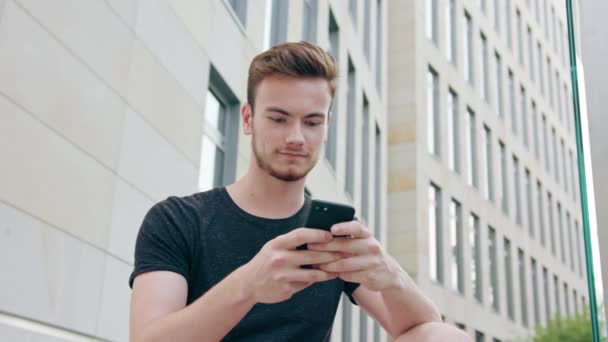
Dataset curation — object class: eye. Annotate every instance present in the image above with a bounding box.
[269,117,286,123]
[305,121,323,127]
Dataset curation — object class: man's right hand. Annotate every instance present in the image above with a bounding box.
[237,228,344,304]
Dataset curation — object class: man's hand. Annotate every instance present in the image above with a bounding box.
[238,228,343,304]
[306,221,404,292]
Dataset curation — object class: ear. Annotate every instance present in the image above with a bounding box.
[242,103,253,135]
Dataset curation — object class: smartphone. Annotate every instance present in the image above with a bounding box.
[298,200,355,268]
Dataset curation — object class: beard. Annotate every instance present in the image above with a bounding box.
[251,133,318,182]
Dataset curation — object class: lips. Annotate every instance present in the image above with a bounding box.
[279,152,307,158]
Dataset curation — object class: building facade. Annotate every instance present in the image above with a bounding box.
[387,0,588,340]
[0,0,388,341]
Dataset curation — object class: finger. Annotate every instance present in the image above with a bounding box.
[335,269,368,284]
[307,238,378,255]
[319,255,379,273]
[272,228,333,250]
[285,250,344,266]
[280,269,339,283]
[330,221,371,239]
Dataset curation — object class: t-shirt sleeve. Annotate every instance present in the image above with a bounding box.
[343,281,361,305]
[128,198,196,288]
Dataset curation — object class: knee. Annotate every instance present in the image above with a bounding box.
[394,322,473,342]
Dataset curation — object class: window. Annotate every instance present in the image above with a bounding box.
[564,283,570,317]
[516,9,523,65]
[495,52,504,118]
[538,42,545,95]
[494,0,500,32]
[447,0,457,64]
[532,101,540,159]
[466,108,478,188]
[489,227,499,311]
[448,89,460,173]
[480,32,489,101]
[543,266,551,321]
[537,180,546,246]
[506,0,513,49]
[508,69,517,134]
[513,155,522,226]
[528,26,534,81]
[547,192,556,255]
[559,21,566,64]
[362,96,370,222]
[564,83,571,133]
[374,125,383,243]
[482,125,494,201]
[505,238,515,320]
[302,0,318,42]
[554,274,561,316]
[464,11,474,84]
[228,0,247,27]
[480,0,487,13]
[345,59,356,198]
[519,249,529,327]
[543,0,549,39]
[556,71,563,122]
[521,86,529,148]
[567,212,575,271]
[557,202,566,264]
[525,169,534,237]
[342,293,352,341]
[499,141,509,215]
[426,0,437,43]
[427,67,440,157]
[325,12,340,169]
[570,149,577,202]
[561,139,568,193]
[429,183,444,283]
[364,0,371,62]
[470,214,483,302]
[547,57,554,107]
[476,331,485,342]
[265,0,288,49]
[199,70,239,192]
[531,258,541,326]
[552,127,559,183]
[375,0,383,92]
[360,311,368,342]
[450,199,464,293]
[575,220,582,277]
[349,0,358,28]
[551,6,557,54]
[542,115,550,172]
[573,289,578,314]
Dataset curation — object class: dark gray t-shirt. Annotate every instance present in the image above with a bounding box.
[129,187,360,342]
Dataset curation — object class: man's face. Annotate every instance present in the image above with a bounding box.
[243,75,332,182]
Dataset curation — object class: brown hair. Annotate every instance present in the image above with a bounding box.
[247,41,338,111]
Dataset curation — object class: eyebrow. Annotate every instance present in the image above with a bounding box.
[265,106,326,119]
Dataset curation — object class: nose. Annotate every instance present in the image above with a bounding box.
[285,121,305,148]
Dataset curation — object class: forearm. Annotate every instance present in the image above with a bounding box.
[134,267,255,342]
[381,264,442,336]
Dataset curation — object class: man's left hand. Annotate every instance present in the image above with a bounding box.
[306,220,404,292]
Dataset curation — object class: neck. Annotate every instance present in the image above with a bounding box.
[226,163,306,219]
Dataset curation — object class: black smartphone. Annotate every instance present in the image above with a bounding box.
[298,200,355,268]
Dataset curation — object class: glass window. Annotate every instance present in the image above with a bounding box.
[494,0,500,32]
[519,249,529,327]
[345,59,356,198]
[470,214,483,302]
[267,0,289,48]
[364,0,371,62]
[362,96,370,222]
[495,52,504,118]
[500,141,509,215]
[429,183,444,283]
[426,0,437,43]
[302,0,318,42]
[450,199,464,293]
[538,42,545,95]
[570,149,577,202]
[548,192,556,255]
[531,258,541,326]
[561,139,568,194]
[505,237,515,319]
[564,283,570,317]
[360,311,368,342]
[466,108,478,188]
[509,70,517,134]
[576,221,582,277]
[537,180,546,246]
[526,169,534,237]
[528,26,535,81]
[427,67,440,157]
[543,115,550,172]
[513,155,522,226]
[464,11,474,84]
[349,0,358,28]
[375,0,383,92]
[543,266,551,322]
[557,202,566,264]
[506,0,513,49]
[447,0,457,64]
[482,125,494,202]
[516,9,524,65]
[554,274,561,316]
[489,227,499,311]
[521,86,529,148]
[567,212,575,271]
[476,331,485,342]
[448,89,460,173]
[325,12,340,169]
[532,101,540,160]
[228,0,247,27]
[200,90,227,191]
[548,57,554,107]
[480,32,489,101]
[552,127,559,183]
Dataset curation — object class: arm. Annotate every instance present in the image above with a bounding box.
[130,268,255,342]
[352,267,441,337]
[129,228,342,342]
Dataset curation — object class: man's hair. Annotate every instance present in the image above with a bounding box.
[247,41,338,111]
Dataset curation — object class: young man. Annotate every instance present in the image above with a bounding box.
[129,42,471,342]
